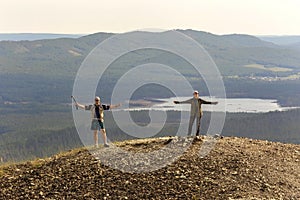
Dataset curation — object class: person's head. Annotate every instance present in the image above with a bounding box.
[193,90,199,98]
[95,96,101,105]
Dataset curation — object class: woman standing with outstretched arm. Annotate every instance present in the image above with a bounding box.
[75,96,121,148]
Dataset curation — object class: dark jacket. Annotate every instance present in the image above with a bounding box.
[178,97,214,117]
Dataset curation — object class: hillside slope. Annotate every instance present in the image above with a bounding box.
[0,136,299,199]
[1,30,300,78]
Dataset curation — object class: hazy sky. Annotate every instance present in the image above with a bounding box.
[1,0,300,35]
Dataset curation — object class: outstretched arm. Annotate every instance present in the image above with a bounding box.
[75,102,86,109]
[173,98,193,104]
[110,103,121,109]
[200,99,218,105]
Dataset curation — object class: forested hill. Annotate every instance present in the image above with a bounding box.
[1,29,300,105]
[1,30,300,78]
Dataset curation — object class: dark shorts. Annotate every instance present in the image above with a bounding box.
[91,119,105,130]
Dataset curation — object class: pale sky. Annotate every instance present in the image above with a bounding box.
[1,0,300,35]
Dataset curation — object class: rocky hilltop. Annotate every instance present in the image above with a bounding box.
[0,136,300,200]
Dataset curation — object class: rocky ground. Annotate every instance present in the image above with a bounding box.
[0,136,300,200]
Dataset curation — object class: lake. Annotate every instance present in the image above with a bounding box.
[123,97,298,113]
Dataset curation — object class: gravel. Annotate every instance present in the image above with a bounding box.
[0,136,300,199]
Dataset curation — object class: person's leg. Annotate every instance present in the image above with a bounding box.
[98,121,108,146]
[91,119,99,147]
[188,115,196,136]
[196,116,201,136]
[100,129,109,146]
[93,130,98,147]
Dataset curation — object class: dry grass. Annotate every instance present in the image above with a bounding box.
[244,64,293,72]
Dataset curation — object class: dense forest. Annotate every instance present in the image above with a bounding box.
[1,108,300,163]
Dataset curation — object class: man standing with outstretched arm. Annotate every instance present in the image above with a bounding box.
[174,91,218,136]
[75,96,121,147]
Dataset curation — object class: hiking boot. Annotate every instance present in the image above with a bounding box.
[192,135,202,143]
[104,143,110,148]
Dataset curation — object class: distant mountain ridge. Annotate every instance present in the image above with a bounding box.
[258,35,300,45]
[1,31,299,47]
[1,29,300,78]
[181,29,276,47]
[0,33,85,41]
